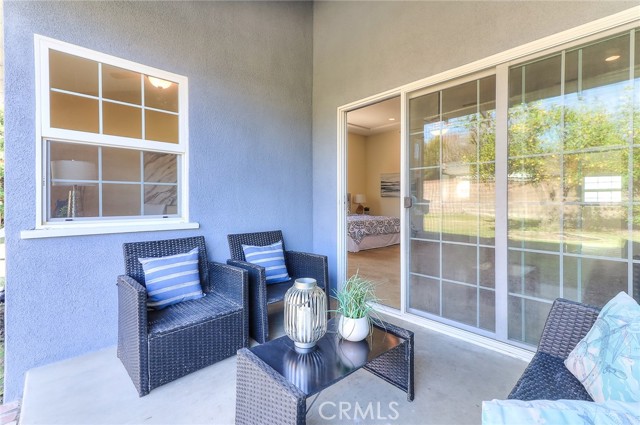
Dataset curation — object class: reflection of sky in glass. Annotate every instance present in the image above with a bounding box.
[508,79,635,157]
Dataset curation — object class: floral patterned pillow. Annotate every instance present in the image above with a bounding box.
[564,291,640,403]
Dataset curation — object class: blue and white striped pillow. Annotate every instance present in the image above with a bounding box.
[242,240,290,284]
[139,247,204,310]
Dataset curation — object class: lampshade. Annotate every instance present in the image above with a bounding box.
[353,194,366,204]
[51,160,97,184]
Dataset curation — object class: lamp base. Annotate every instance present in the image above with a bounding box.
[355,204,364,214]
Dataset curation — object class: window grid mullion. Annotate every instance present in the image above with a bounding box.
[141,74,146,142]
[627,28,636,296]
[98,63,104,135]
[559,49,566,300]
[140,151,145,216]
[98,146,103,218]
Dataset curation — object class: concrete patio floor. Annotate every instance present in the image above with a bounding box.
[19,307,528,425]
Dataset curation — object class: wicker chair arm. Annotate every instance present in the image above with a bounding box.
[285,250,329,287]
[227,259,269,343]
[116,275,149,396]
[208,261,249,348]
[226,259,267,283]
[116,275,147,319]
[207,261,247,303]
[537,298,600,359]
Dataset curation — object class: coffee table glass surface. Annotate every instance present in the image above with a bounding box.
[249,317,408,396]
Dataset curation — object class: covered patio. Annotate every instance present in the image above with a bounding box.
[3,1,639,424]
[19,310,526,424]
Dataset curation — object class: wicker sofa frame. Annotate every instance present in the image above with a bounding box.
[508,298,601,401]
[227,230,329,344]
[117,236,248,396]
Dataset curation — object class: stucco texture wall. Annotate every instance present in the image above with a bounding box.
[311,0,638,296]
[3,1,313,401]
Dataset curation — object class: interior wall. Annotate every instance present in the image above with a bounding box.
[3,1,313,401]
[365,129,401,218]
[347,132,366,213]
[312,0,637,292]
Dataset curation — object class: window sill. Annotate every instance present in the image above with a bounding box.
[20,221,200,239]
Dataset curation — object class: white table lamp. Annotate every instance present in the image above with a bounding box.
[353,194,366,214]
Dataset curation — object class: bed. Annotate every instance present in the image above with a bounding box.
[347,214,401,252]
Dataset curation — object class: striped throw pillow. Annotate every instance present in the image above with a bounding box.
[242,240,290,284]
[139,247,204,310]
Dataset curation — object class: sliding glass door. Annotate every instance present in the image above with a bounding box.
[507,30,639,345]
[406,27,639,347]
[407,75,497,334]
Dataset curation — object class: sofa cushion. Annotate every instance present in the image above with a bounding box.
[139,247,204,310]
[482,399,640,425]
[508,352,592,401]
[241,240,290,284]
[564,291,640,403]
[147,292,240,337]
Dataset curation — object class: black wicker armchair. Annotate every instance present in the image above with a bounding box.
[508,298,600,401]
[117,236,248,396]
[227,230,329,344]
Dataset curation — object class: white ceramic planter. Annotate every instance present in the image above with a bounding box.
[338,316,370,342]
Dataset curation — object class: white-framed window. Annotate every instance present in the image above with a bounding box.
[28,35,194,237]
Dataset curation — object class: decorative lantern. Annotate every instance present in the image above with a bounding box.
[284,278,327,353]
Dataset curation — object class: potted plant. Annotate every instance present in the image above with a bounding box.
[334,273,378,341]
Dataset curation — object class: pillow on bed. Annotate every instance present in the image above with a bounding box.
[242,240,290,284]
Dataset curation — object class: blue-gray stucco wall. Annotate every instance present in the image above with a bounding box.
[3,1,313,401]
[311,0,638,309]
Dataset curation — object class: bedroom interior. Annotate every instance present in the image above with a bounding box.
[346,97,401,309]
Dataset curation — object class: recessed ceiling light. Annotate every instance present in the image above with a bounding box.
[388,118,396,121]
[605,55,621,62]
[148,76,172,89]
[430,128,449,137]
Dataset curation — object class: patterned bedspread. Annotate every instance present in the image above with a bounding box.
[347,215,400,244]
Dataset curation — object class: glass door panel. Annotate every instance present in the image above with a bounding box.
[408,75,496,334]
[507,31,638,346]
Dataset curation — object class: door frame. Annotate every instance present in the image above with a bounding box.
[336,89,403,313]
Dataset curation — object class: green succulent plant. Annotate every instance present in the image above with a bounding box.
[334,273,379,319]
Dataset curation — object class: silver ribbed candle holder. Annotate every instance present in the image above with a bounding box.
[284,278,327,353]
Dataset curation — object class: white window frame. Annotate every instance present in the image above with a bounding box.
[23,35,197,239]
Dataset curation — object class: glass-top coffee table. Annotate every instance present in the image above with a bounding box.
[235,317,414,425]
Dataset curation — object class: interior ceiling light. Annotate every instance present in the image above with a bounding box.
[430,128,449,137]
[148,76,172,89]
[605,55,621,62]
[388,118,396,121]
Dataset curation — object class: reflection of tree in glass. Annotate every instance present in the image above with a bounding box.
[506,85,636,194]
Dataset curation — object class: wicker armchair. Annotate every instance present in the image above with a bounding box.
[508,298,601,401]
[117,236,248,396]
[227,230,329,344]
